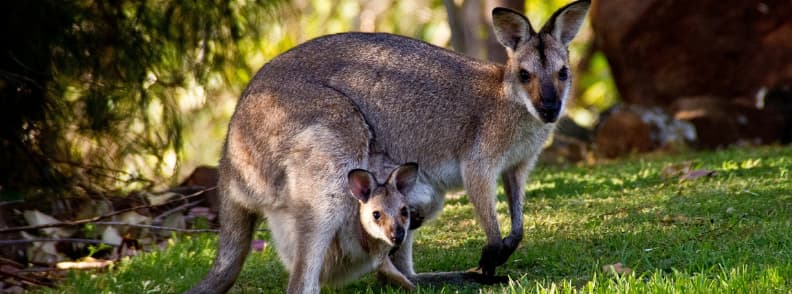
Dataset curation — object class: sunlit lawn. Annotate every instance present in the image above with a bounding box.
[46,146,791,293]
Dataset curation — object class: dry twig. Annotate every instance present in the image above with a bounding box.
[0,256,25,268]
[93,221,219,233]
[0,238,114,246]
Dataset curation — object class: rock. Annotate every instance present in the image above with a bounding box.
[595,104,696,158]
[590,0,792,147]
[595,106,653,158]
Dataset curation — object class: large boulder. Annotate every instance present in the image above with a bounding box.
[590,0,792,147]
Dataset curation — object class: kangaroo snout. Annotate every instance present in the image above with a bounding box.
[537,100,561,123]
[537,83,561,123]
[391,226,406,245]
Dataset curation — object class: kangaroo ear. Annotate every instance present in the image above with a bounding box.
[387,162,419,196]
[541,0,590,46]
[348,169,377,203]
[492,7,535,50]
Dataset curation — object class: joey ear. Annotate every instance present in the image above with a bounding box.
[387,162,419,196]
[348,169,377,203]
[541,0,590,46]
[492,7,534,50]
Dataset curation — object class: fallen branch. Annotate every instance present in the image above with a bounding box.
[0,267,54,288]
[0,256,25,268]
[93,221,220,234]
[0,238,116,246]
[92,221,269,233]
[17,267,65,273]
[0,187,216,234]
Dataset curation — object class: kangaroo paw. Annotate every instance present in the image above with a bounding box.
[478,235,521,276]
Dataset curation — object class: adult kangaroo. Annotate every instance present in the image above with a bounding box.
[188,1,590,293]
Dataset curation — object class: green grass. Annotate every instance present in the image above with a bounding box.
[46,146,792,293]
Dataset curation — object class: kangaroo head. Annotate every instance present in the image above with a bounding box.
[347,163,418,247]
[492,1,590,123]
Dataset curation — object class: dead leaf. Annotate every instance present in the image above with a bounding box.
[76,200,111,220]
[22,210,75,238]
[118,212,150,225]
[21,231,66,264]
[190,207,216,221]
[602,262,633,275]
[158,213,185,237]
[680,169,716,181]
[251,240,267,252]
[659,214,710,225]
[56,257,113,270]
[661,161,693,178]
[101,226,122,246]
[661,161,716,181]
[145,192,180,206]
[660,214,690,224]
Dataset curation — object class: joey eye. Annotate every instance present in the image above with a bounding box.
[400,207,408,217]
[372,211,381,220]
[558,67,570,81]
[518,69,531,83]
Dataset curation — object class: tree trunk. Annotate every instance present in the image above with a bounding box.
[444,0,523,63]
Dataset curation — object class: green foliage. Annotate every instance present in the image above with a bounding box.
[577,53,620,111]
[0,0,282,198]
[1,0,619,199]
[48,146,792,293]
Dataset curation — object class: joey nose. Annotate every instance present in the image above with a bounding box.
[391,227,406,244]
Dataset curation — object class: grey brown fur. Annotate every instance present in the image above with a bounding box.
[188,1,589,293]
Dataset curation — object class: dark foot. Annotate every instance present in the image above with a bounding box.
[478,235,521,276]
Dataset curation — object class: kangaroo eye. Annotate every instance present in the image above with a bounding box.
[558,67,570,81]
[401,207,408,217]
[518,69,531,83]
[372,211,381,220]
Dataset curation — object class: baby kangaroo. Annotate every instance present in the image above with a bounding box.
[332,163,418,291]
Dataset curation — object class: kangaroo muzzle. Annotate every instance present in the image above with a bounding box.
[391,226,406,245]
[537,84,561,123]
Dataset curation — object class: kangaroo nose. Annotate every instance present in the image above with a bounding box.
[540,82,558,107]
[391,227,405,244]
